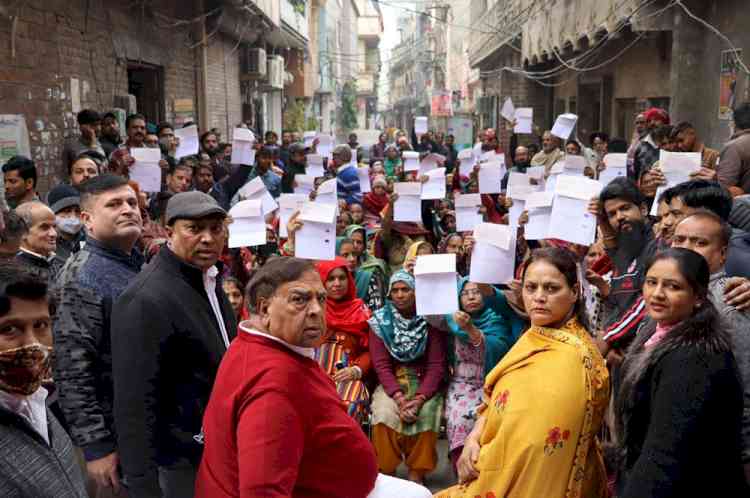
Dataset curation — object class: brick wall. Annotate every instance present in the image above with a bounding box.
[204,32,242,142]
[0,0,206,192]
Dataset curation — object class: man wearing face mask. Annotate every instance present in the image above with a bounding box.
[112,191,237,498]
[0,264,89,497]
[53,174,144,498]
[47,184,84,263]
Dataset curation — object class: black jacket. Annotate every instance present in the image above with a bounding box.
[615,319,749,497]
[111,247,237,497]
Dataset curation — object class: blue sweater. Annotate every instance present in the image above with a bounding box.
[337,166,363,205]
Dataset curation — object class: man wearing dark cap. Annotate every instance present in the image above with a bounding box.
[47,183,84,262]
[53,174,144,498]
[112,191,237,498]
[62,109,105,180]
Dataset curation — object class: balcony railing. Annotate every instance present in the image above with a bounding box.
[281,0,308,40]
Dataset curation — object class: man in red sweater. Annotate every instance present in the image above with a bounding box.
[195,257,432,498]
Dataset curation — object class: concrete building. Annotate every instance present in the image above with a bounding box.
[467,0,750,151]
[354,0,384,130]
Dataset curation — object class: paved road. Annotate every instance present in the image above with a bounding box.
[394,439,455,493]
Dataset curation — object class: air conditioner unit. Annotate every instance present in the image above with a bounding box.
[242,48,267,79]
[267,56,284,90]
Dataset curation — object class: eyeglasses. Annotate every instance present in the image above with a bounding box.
[460,289,482,298]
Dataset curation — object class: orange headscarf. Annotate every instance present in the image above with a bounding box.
[316,257,371,345]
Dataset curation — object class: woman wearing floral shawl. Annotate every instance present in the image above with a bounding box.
[369,270,447,485]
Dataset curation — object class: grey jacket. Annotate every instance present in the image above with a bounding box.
[0,407,87,497]
[710,270,750,463]
[718,128,750,192]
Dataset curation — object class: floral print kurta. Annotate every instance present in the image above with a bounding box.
[446,337,485,453]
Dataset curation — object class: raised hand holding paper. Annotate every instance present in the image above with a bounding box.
[550,113,578,140]
[419,153,445,175]
[455,193,483,232]
[514,108,533,134]
[357,166,371,193]
[130,147,162,192]
[500,97,515,122]
[457,148,476,177]
[228,199,265,248]
[415,253,458,315]
[393,182,422,222]
[415,116,428,136]
[237,176,279,215]
[279,194,307,238]
[421,168,446,200]
[174,125,199,159]
[296,202,337,260]
[478,162,505,194]
[294,174,316,195]
[306,154,326,177]
[315,178,338,207]
[547,175,603,246]
[599,153,628,185]
[231,128,256,165]
[649,151,702,215]
[402,151,420,172]
[563,154,587,175]
[469,223,515,284]
[524,191,555,240]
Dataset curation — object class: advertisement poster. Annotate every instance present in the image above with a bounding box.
[431,91,453,117]
[447,117,474,151]
[0,115,31,165]
[719,49,743,120]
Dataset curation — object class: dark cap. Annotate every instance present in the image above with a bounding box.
[165,191,227,225]
[289,143,305,155]
[77,109,102,126]
[47,184,80,213]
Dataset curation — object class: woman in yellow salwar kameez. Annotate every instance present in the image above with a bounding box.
[435,247,611,498]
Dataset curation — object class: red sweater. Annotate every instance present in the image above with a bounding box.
[195,331,378,498]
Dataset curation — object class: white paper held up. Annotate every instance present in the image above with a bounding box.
[130,148,162,192]
[231,128,256,165]
[599,153,628,185]
[294,174,316,195]
[305,154,326,177]
[228,199,266,248]
[649,151,702,215]
[357,166,371,193]
[469,223,516,284]
[237,176,279,215]
[278,194,307,238]
[524,191,555,241]
[315,178,338,207]
[414,253,458,315]
[550,113,578,140]
[296,202,337,261]
[457,148,476,177]
[419,153,445,175]
[421,168,446,200]
[174,125,199,159]
[454,193,483,232]
[414,116,428,135]
[393,182,422,222]
[514,108,533,134]
[478,162,505,194]
[563,155,587,175]
[402,151,420,172]
[547,195,598,246]
[501,97,515,122]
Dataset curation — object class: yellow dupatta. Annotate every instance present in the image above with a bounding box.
[435,318,610,498]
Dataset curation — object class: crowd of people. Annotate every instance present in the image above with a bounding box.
[3,102,750,498]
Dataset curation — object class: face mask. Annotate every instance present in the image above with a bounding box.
[56,216,83,235]
[0,343,52,396]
